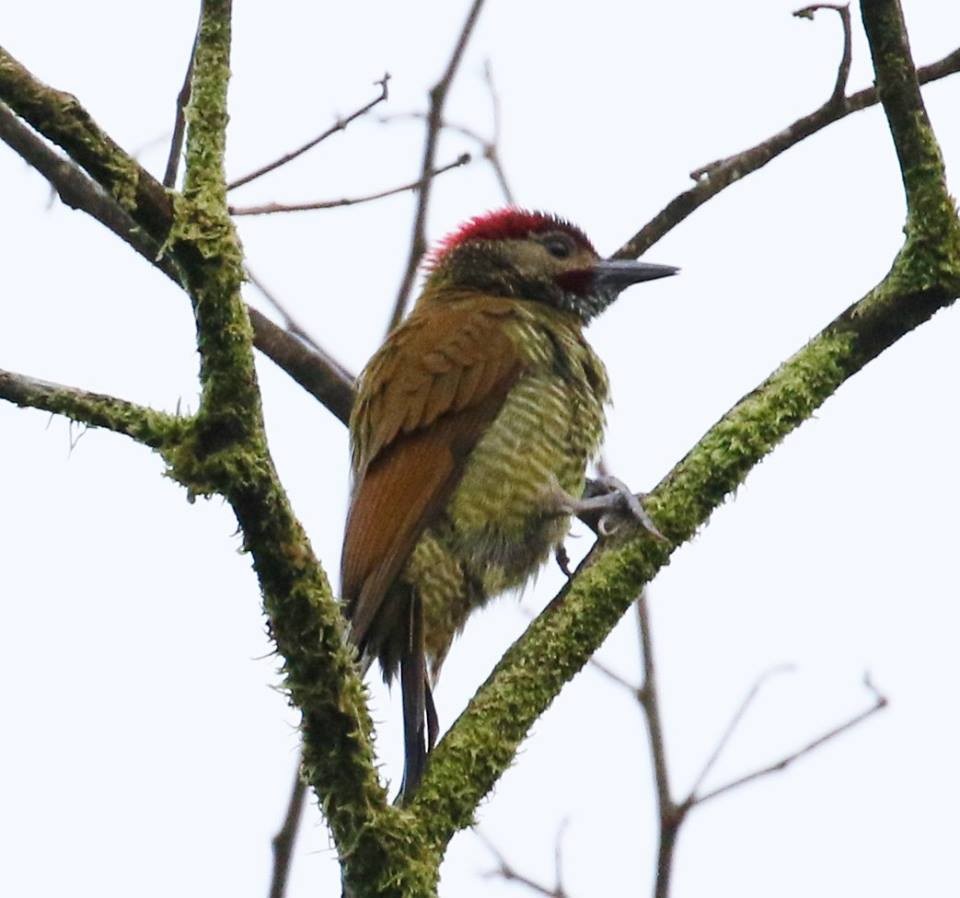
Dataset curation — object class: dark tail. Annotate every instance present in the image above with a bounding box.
[398,592,435,802]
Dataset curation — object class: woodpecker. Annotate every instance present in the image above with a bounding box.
[341,208,676,798]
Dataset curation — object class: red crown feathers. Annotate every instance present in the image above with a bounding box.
[428,208,594,266]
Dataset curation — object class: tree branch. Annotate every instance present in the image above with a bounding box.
[379,61,515,205]
[386,0,487,332]
[268,763,308,898]
[685,664,795,800]
[163,10,201,188]
[692,675,887,808]
[793,4,852,106]
[613,26,960,260]
[409,0,960,850]
[229,152,470,216]
[0,44,173,244]
[0,94,355,423]
[157,8,425,896]
[476,825,571,898]
[0,368,186,449]
[228,74,390,192]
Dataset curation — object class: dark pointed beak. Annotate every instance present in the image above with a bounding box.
[593,260,679,292]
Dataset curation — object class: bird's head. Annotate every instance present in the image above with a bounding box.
[423,208,677,323]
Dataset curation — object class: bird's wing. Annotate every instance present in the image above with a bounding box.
[342,300,524,654]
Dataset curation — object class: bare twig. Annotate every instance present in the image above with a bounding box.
[245,266,324,351]
[383,61,514,204]
[686,664,795,798]
[229,152,470,216]
[386,0,487,332]
[227,74,390,191]
[247,307,355,425]
[481,60,514,204]
[689,4,852,183]
[614,30,960,259]
[268,762,308,898]
[0,103,355,422]
[633,595,888,898]
[163,10,201,188]
[587,654,639,697]
[476,824,571,898]
[793,4,853,105]
[635,595,672,821]
[692,675,888,809]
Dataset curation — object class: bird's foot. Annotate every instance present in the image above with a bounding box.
[550,475,666,541]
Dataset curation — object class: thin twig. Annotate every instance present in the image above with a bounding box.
[229,153,470,216]
[268,761,308,898]
[247,307,355,425]
[162,10,201,188]
[614,26,960,260]
[633,595,681,898]
[386,0,487,333]
[686,664,795,799]
[0,103,356,422]
[245,266,324,351]
[4,36,958,421]
[475,826,570,898]
[793,4,852,105]
[635,594,673,819]
[383,61,515,204]
[587,654,641,697]
[692,676,888,809]
[481,59,514,204]
[227,74,390,192]
[690,4,853,182]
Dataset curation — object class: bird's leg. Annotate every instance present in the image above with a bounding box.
[554,543,573,578]
[545,475,667,541]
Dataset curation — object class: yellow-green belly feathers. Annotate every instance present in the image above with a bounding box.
[400,305,608,674]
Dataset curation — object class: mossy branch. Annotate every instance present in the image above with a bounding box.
[410,0,960,850]
[0,45,173,243]
[2,6,398,891]
[0,61,355,417]
[157,6,420,895]
[0,368,188,449]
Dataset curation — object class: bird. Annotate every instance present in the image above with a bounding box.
[341,208,676,799]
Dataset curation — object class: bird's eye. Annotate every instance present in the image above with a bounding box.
[543,236,572,259]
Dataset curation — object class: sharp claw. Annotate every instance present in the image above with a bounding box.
[598,513,619,536]
[555,544,573,578]
[586,475,668,542]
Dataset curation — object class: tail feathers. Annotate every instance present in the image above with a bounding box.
[398,593,430,802]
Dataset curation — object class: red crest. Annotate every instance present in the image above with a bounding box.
[428,208,594,266]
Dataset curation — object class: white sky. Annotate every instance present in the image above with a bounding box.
[2,2,959,896]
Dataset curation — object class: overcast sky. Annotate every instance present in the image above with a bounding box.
[2,2,959,896]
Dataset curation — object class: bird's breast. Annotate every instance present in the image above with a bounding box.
[444,314,608,584]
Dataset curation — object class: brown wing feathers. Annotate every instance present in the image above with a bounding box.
[341,302,523,668]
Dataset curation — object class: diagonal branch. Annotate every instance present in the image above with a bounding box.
[386,0,487,332]
[0,45,173,244]
[409,0,960,849]
[0,368,187,449]
[229,152,470,216]
[163,10,202,188]
[692,675,887,808]
[0,98,354,422]
[268,764,308,898]
[613,26,960,260]
[161,8,420,896]
[793,4,852,105]
[228,74,390,192]
[685,664,795,799]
